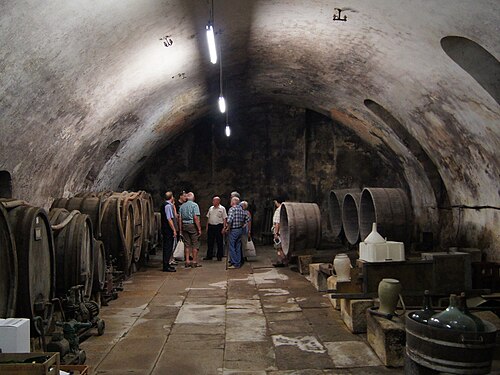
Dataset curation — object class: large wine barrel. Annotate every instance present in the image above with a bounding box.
[328,189,360,238]
[51,197,102,239]
[342,192,361,245]
[100,195,134,275]
[5,202,55,336]
[152,212,161,249]
[49,208,94,297]
[280,202,321,256]
[359,188,412,242]
[92,239,106,292]
[0,203,17,318]
[139,191,154,255]
[406,314,496,374]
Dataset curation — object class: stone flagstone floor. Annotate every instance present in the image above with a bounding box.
[81,247,403,374]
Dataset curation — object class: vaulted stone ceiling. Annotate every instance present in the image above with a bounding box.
[0,1,499,256]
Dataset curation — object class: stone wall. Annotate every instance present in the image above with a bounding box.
[130,104,407,244]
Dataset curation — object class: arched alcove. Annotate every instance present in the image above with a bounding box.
[441,36,500,103]
[0,171,12,198]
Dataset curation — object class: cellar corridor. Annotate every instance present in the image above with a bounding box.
[82,247,401,375]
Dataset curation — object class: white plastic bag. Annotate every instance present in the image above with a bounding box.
[173,239,185,260]
[244,238,256,257]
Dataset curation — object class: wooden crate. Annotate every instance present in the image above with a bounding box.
[0,352,59,375]
[60,365,89,375]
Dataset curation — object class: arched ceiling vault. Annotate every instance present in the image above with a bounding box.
[0,1,499,253]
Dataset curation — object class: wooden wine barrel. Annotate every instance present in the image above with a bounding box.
[100,195,134,275]
[152,212,161,249]
[342,192,362,245]
[92,239,106,292]
[51,197,102,239]
[49,208,94,297]
[0,203,17,318]
[359,188,412,242]
[328,189,360,238]
[138,191,154,255]
[406,314,496,374]
[4,201,55,336]
[280,202,321,256]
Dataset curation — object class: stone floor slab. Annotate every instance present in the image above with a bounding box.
[175,304,225,324]
[324,341,381,368]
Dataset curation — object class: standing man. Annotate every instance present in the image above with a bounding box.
[226,196,249,269]
[272,196,287,267]
[179,192,202,268]
[160,191,177,272]
[204,196,227,261]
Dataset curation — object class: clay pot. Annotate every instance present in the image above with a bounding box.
[333,254,352,282]
[378,278,404,315]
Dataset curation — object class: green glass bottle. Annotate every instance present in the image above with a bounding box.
[410,290,436,324]
[459,292,485,332]
[428,294,477,332]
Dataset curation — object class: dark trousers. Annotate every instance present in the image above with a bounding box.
[162,231,174,270]
[207,224,224,259]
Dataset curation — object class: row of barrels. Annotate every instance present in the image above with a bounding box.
[0,191,161,336]
[52,190,160,276]
[328,187,412,244]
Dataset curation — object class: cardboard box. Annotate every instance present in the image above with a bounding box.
[0,318,30,353]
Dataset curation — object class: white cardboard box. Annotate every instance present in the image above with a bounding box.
[0,318,30,353]
[359,241,405,262]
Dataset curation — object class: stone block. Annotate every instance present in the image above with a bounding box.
[326,275,341,310]
[340,298,373,333]
[366,312,405,367]
[298,255,313,275]
[309,263,328,292]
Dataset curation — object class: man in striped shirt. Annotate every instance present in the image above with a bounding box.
[226,196,249,269]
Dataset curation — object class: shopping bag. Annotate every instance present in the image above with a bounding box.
[173,239,185,260]
[244,238,257,257]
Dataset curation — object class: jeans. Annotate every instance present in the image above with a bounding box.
[229,227,243,267]
[207,224,224,259]
[162,231,174,270]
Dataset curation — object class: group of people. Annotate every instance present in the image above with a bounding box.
[160,190,253,272]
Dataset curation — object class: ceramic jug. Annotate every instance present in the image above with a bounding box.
[333,254,352,282]
[409,290,436,324]
[428,294,477,332]
[378,278,405,316]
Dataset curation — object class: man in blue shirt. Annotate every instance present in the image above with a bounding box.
[160,191,177,272]
[226,196,250,269]
[179,192,202,268]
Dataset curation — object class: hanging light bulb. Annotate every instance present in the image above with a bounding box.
[225,124,231,137]
[206,23,217,64]
[218,95,226,113]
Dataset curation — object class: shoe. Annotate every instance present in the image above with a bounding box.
[203,257,213,261]
[228,265,237,269]
[272,263,285,268]
[163,267,176,272]
[191,263,202,268]
[170,260,178,265]
[185,263,191,268]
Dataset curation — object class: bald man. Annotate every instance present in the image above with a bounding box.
[204,196,227,261]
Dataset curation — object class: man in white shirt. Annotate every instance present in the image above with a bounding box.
[204,196,227,261]
[272,196,287,267]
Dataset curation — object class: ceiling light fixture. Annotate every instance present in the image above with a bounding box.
[206,1,217,64]
[225,123,231,137]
